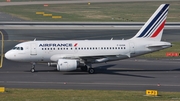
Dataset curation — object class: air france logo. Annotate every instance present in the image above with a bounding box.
[39,43,73,47]
[74,43,78,47]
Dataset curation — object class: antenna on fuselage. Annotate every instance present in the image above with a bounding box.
[34,38,36,41]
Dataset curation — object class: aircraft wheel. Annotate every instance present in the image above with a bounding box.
[31,62,36,73]
[31,68,35,73]
[88,68,95,74]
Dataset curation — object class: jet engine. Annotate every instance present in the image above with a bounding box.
[57,59,77,71]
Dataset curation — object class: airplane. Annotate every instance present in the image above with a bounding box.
[5,4,171,74]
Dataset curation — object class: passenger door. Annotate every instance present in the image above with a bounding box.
[30,43,37,55]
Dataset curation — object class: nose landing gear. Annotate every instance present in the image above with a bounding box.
[31,62,36,73]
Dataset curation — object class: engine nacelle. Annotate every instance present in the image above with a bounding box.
[57,59,77,72]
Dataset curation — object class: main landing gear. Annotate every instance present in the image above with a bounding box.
[80,64,95,74]
[31,62,36,73]
[81,66,88,72]
[88,68,95,74]
[86,64,95,74]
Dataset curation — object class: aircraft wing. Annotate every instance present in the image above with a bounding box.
[50,54,129,63]
[81,54,130,63]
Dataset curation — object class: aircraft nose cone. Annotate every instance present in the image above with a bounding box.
[5,51,12,60]
[5,51,9,59]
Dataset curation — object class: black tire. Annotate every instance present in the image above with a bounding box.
[31,68,35,73]
[88,68,95,74]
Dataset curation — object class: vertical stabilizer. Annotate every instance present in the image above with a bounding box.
[131,4,169,41]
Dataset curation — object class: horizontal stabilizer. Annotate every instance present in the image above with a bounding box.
[146,43,172,48]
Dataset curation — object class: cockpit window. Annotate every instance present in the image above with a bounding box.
[12,47,23,50]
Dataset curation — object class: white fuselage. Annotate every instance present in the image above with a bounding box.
[5,39,171,63]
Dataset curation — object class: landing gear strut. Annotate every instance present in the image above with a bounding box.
[86,64,95,74]
[31,62,36,73]
[81,66,88,72]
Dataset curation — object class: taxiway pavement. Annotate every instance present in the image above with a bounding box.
[0,58,180,92]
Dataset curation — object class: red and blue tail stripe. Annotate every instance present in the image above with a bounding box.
[151,20,166,37]
[136,4,169,39]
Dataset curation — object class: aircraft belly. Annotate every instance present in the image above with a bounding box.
[94,55,129,63]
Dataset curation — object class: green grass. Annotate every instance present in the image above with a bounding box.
[141,41,180,58]
[0,1,179,21]
[0,88,180,101]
